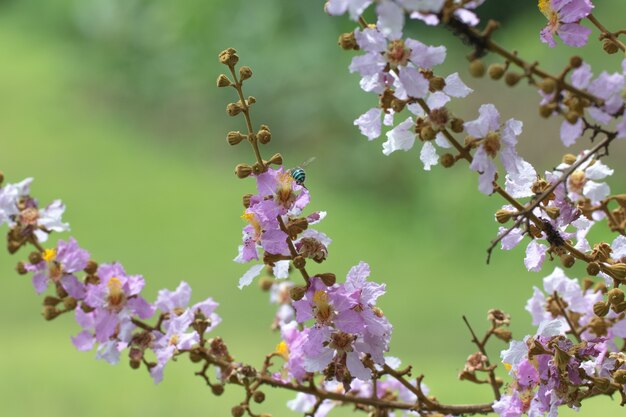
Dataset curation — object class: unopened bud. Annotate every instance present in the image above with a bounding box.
[239,66,252,81]
[591,376,612,392]
[0,171,4,185]
[488,63,505,80]
[613,369,626,384]
[582,278,594,291]
[293,256,306,269]
[16,261,27,275]
[539,104,554,118]
[495,210,514,224]
[253,391,266,403]
[252,162,264,175]
[63,297,77,310]
[43,296,61,306]
[505,72,522,86]
[242,194,252,208]
[42,305,60,321]
[570,56,583,68]
[289,286,307,301]
[613,300,626,313]
[318,273,336,286]
[268,153,283,166]
[441,153,455,168]
[258,128,271,144]
[607,288,625,305]
[429,76,446,91]
[212,384,225,396]
[420,126,436,141]
[338,32,358,50]
[259,276,274,292]
[562,154,577,165]
[587,262,600,276]
[28,251,42,264]
[565,111,579,124]
[227,131,246,146]
[606,263,626,280]
[247,96,256,105]
[218,48,239,66]
[189,349,203,363]
[231,405,245,417]
[217,74,232,87]
[226,102,243,117]
[593,301,610,317]
[560,254,575,268]
[450,118,464,133]
[540,78,557,94]
[469,60,485,78]
[493,327,512,342]
[603,39,619,54]
[235,164,253,179]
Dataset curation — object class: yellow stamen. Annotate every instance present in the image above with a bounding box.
[538,0,552,18]
[107,277,125,306]
[504,363,512,371]
[42,249,57,262]
[169,334,180,346]
[276,340,289,359]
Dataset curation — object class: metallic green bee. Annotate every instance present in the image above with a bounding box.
[289,157,316,187]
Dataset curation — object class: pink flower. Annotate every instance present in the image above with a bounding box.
[539,0,593,47]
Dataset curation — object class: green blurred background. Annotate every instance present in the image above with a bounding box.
[0,0,625,416]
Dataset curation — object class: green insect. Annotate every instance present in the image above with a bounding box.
[289,157,316,187]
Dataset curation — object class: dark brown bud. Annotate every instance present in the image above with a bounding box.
[62,297,77,310]
[607,288,625,305]
[242,194,252,208]
[257,128,271,144]
[469,60,485,78]
[218,48,239,66]
[42,305,59,321]
[318,273,336,286]
[247,96,256,105]
[287,218,308,239]
[420,126,436,141]
[540,78,557,94]
[239,66,252,81]
[487,63,505,80]
[560,254,575,268]
[505,72,522,86]
[593,301,610,317]
[268,153,283,166]
[259,276,274,292]
[226,102,243,117]
[217,74,232,87]
[56,285,68,299]
[253,391,265,403]
[293,256,306,269]
[603,39,619,55]
[587,262,600,276]
[84,260,98,275]
[570,56,583,68]
[28,251,42,264]
[429,76,446,91]
[235,164,253,179]
[289,286,307,301]
[43,296,61,306]
[614,300,626,313]
[227,131,246,146]
[391,99,406,113]
[16,261,27,275]
[211,384,225,396]
[0,171,4,185]
[539,104,555,118]
[450,117,464,133]
[564,111,579,124]
[189,349,203,363]
[440,153,455,168]
[495,209,514,224]
[493,327,512,343]
[231,405,245,417]
[613,369,626,384]
[338,32,358,50]
[251,162,264,176]
[562,154,577,165]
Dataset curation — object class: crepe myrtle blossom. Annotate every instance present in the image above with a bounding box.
[25,237,90,299]
[498,320,607,417]
[154,281,221,333]
[0,177,32,227]
[411,0,485,27]
[538,0,593,48]
[554,151,614,206]
[464,104,527,195]
[72,262,155,362]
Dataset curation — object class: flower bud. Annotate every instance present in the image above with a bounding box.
[253,391,265,403]
[613,300,626,313]
[539,104,554,118]
[493,327,512,342]
[0,171,4,185]
[469,60,485,78]
[318,273,336,286]
[239,66,252,81]
[231,405,245,417]
[593,301,610,317]
[235,164,253,179]
[63,297,77,310]
[560,254,575,268]
[338,32,358,50]
[564,111,579,124]
[607,263,626,280]
[570,56,583,68]
[488,63,505,80]
[42,305,60,321]
[242,194,252,208]
[56,285,68,298]
[562,154,577,165]
[591,376,612,392]
[259,276,274,291]
[603,39,619,54]
[495,209,514,224]
[391,99,406,113]
[43,296,61,306]
[540,78,557,94]
[16,261,27,275]
[587,262,600,276]
[505,72,522,86]
[293,256,306,269]
[28,251,42,264]
[257,127,271,144]
[189,349,203,363]
[289,286,307,301]
[217,74,232,87]
[429,76,446,91]
[252,162,264,176]
[268,153,283,166]
[420,126,436,141]
[582,278,594,291]
[227,131,246,146]
[212,384,225,396]
[226,102,243,117]
[440,153,455,168]
[218,48,239,66]
[613,369,626,384]
[247,96,256,106]
[450,118,464,133]
[607,288,625,305]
